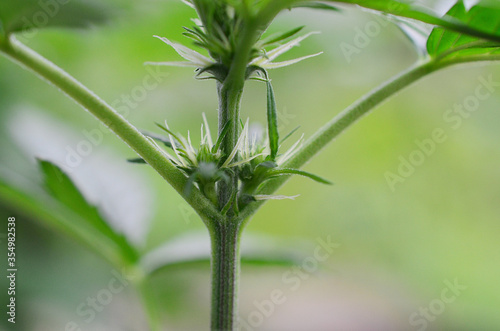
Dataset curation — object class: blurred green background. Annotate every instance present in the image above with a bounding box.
[1,0,500,330]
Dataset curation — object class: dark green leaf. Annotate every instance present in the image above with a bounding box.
[266,80,279,160]
[260,26,305,47]
[220,189,237,216]
[280,126,301,144]
[38,160,138,263]
[292,2,340,12]
[127,158,147,164]
[268,168,333,185]
[155,122,184,147]
[212,119,231,153]
[0,0,111,36]
[196,63,229,82]
[427,1,500,61]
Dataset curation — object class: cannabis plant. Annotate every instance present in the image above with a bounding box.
[2,0,500,330]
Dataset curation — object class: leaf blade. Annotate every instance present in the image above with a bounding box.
[0,176,127,267]
[292,2,341,12]
[426,1,500,61]
[38,160,138,263]
[266,80,280,160]
[268,168,333,185]
[329,0,500,44]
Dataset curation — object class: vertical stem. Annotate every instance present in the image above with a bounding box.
[210,11,274,331]
[210,221,242,330]
[217,81,244,208]
[213,62,245,331]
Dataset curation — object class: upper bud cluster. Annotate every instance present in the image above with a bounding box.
[146,0,322,82]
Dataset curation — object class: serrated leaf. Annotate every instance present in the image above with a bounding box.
[38,160,138,263]
[427,1,500,61]
[266,80,279,160]
[0,175,130,267]
[267,168,332,185]
[0,0,111,36]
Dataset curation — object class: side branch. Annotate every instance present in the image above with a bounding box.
[237,61,440,224]
[0,36,222,225]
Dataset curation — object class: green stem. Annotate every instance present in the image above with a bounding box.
[210,221,242,331]
[0,36,221,225]
[211,12,272,330]
[217,81,243,208]
[238,60,441,223]
[254,54,500,217]
[213,58,245,331]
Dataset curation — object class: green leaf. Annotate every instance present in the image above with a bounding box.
[0,0,111,36]
[427,1,500,61]
[280,126,300,144]
[0,175,130,267]
[330,0,500,44]
[38,160,138,263]
[268,168,333,185]
[266,80,279,160]
[212,119,231,153]
[155,122,185,148]
[292,2,340,12]
[127,158,147,164]
[260,26,305,47]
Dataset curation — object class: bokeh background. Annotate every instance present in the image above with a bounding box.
[1,0,500,330]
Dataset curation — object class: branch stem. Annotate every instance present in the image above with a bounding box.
[238,60,440,223]
[0,36,221,225]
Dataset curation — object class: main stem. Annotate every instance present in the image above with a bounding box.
[212,77,245,330]
[217,81,243,207]
[210,220,242,330]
